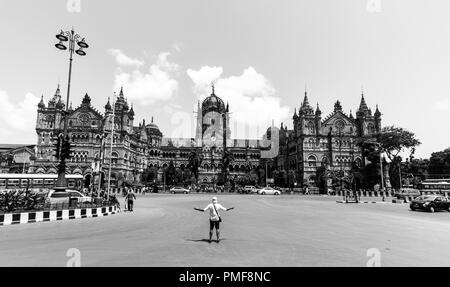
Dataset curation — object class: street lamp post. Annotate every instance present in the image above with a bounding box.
[54,28,89,193]
[107,93,117,201]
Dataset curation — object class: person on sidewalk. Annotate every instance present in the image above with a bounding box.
[125,189,136,212]
[194,197,234,243]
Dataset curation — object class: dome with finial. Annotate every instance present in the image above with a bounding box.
[202,84,226,115]
[146,116,162,137]
[38,95,45,109]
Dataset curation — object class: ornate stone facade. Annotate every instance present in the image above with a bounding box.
[32,85,265,188]
[275,91,381,188]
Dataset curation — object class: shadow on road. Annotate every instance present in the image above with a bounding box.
[186,239,226,243]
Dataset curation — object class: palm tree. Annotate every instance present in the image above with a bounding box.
[187,149,203,184]
[220,148,234,185]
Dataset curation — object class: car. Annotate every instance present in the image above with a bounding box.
[243,186,258,194]
[410,195,450,212]
[46,189,92,204]
[257,187,281,195]
[169,187,190,194]
[394,188,421,200]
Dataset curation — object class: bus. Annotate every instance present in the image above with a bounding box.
[417,179,450,194]
[0,173,84,191]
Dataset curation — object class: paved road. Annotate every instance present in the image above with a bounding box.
[1,194,450,266]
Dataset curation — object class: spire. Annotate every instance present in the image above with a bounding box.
[211,82,215,95]
[349,109,354,119]
[302,91,310,108]
[68,102,73,112]
[375,104,381,118]
[55,82,61,98]
[119,86,124,99]
[226,101,229,112]
[293,108,298,120]
[105,96,112,111]
[315,102,321,116]
[38,95,45,109]
[358,91,369,113]
[82,93,91,106]
[129,104,135,117]
[300,90,313,114]
[151,116,154,123]
[334,100,342,112]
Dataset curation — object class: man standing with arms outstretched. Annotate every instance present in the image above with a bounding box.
[195,197,234,243]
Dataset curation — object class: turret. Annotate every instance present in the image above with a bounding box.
[315,103,322,134]
[374,105,382,132]
[104,97,112,113]
[129,104,135,119]
[38,95,45,109]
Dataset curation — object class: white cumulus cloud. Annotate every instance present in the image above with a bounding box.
[110,51,179,106]
[187,66,290,139]
[0,90,40,143]
[108,49,144,67]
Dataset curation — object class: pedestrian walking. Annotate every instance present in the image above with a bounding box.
[194,197,234,243]
[125,188,136,212]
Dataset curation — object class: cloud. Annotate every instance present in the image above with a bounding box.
[433,98,450,111]
[187,66,290,138]
[111,51,179,106]
[186,66,223,91]
[172,41,184,52]
[108,49,144,67]
[0,91,40,143]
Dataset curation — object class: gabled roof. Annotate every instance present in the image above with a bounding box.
[321,110,355,126]
[70,103,104,120]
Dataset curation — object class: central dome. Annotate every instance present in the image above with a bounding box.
[202,92,226,115]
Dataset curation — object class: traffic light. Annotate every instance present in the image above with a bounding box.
[53,136,61,159]
[60,138,73,160]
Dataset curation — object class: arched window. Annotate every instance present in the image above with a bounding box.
[111,152,119,164]
[306,121,315,134]
[308,155,317,167]
[367,123,375,134]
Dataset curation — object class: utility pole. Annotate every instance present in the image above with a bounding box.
[107,92,116,201]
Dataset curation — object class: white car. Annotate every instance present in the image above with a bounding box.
[257,187,281,195]
[46,189,92,204]
[170,187,190,194]
[244,186,258,194]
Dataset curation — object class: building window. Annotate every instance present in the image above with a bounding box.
[308,155,317,167]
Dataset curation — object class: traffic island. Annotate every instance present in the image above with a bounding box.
[0,205,120,226]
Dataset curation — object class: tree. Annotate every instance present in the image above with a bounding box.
[359,125,421,189]
[428,148,450,178]
[219,148,234,185]
[187,150,203,184]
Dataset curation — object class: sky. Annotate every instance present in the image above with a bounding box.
[0,0,449,159]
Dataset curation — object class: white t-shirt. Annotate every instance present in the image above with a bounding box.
[203,203,226,221]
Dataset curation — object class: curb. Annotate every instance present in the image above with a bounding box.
[0,205,120,226]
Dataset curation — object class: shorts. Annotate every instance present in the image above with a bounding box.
[209,220,220,230]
